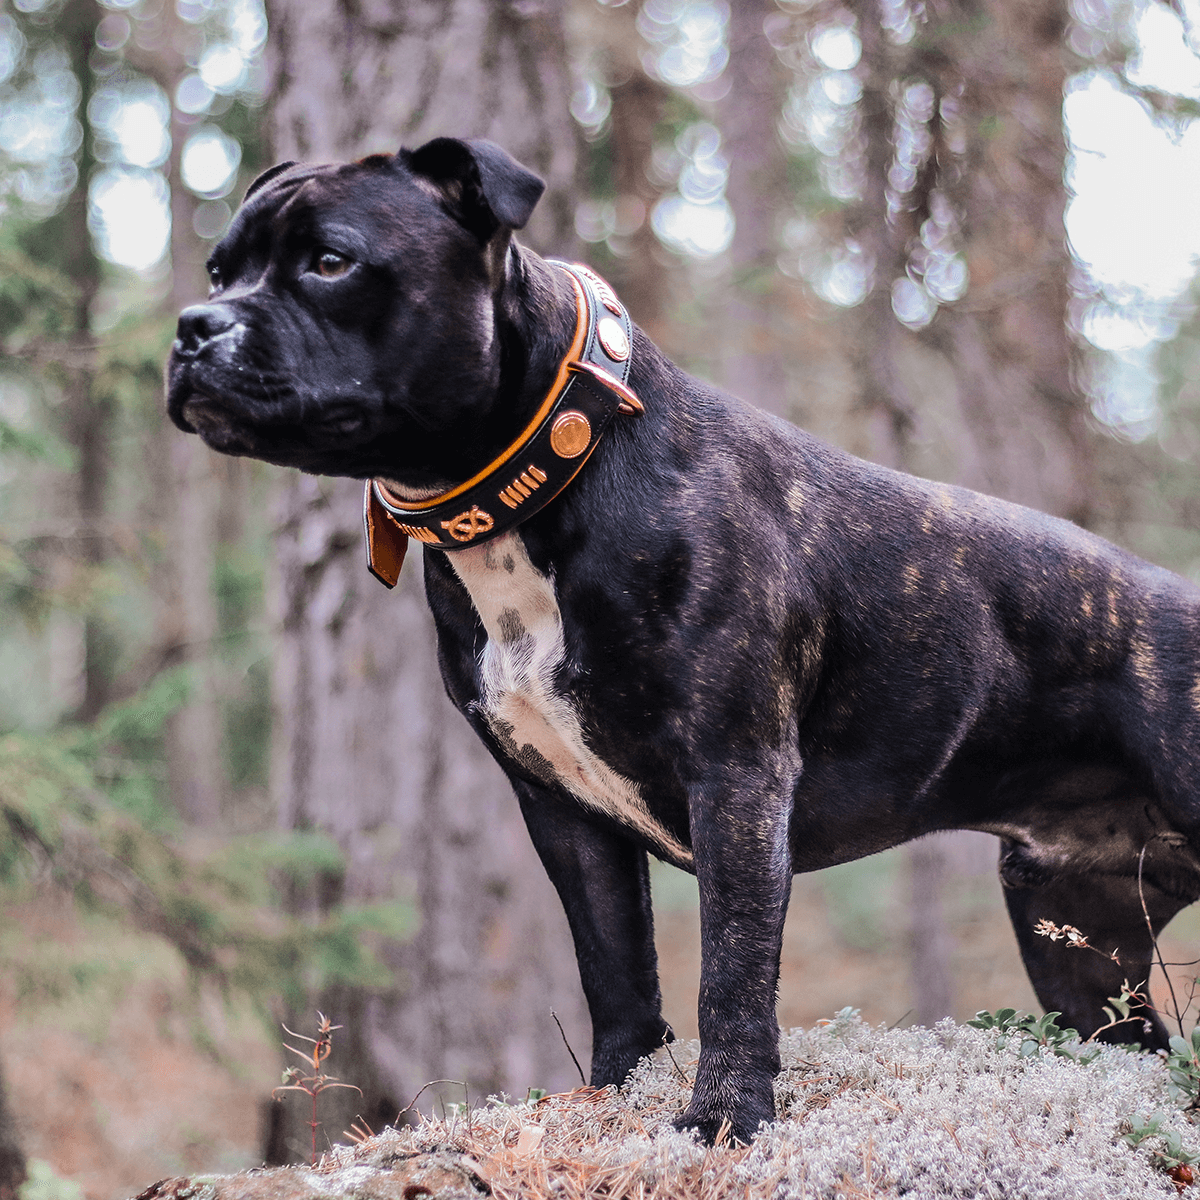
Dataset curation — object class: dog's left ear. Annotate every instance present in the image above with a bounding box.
[402,137,545,245]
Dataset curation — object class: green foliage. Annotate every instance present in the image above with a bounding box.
[73,667,191,829]
[0,413,54,463]
[95,312,176,424]
[1166,1028,1200,1108]
[786,148,834,212]
[18,1159,85,1200]
[0,224,78,350]
[1100,983,1142,1033]
[1123,1111,1200,1173]
[967,1008,1101,1064]
[0,713,416,1022]
[654,89,705,146]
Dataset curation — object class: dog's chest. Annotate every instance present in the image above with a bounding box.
[448,534,692,865]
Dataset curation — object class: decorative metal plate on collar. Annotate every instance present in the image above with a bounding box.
[363,262,641,588]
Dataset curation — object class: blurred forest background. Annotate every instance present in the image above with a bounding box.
[1,0,1200,1194]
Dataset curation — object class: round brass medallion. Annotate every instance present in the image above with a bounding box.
[550,411,592,458]
[597,316,630,362]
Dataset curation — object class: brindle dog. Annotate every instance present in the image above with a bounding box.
[167,137,1200,1143]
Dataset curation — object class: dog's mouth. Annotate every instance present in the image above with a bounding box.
[177,393,248,446]
[177,392,259,452]
[170,376,382,479]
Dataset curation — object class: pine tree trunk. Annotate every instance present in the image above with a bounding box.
[261,0,589,1160]
[129,0,227,825]
[59,0,110,723]
[844,0,1097,520]
[838,0,1098,1024]
[719,0,791,416]
[584,0,672,339]
[922,0,1096,524]
[164,109,224,822]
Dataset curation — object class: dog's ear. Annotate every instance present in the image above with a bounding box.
[244,161,298,202]
[402,137,545,243]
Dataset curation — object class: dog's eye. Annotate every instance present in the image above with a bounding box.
[206,263,221,291]
[314,250,352,278]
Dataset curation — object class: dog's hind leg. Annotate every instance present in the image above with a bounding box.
[513,780,673,1089]
[1000,845,1194,1050]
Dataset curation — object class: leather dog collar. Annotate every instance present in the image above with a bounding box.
[363,261,642,588]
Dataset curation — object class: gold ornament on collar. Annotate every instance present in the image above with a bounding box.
[550,411,591,458]
[441,506,495,542]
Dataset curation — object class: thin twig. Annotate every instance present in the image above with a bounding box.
[1138,844,1184,1035]
[552,1010,587,1087]
[396,1079,468,1123]
[345,1118,375,1145]
[662,1030,689,1085]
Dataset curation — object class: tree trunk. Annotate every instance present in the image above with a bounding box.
[261,0,588,1160]
[719,0,792,417]
[836,0,1100,1023]
[908,838,954,1025]
[927,0,1096,525]
[582,0,673,339]
[164,92,225,823]
[844,0,1097,521]
[604,69,671,336]
[126,0,228,825]
[59,0,110,723]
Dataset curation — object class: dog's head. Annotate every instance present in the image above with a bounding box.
[166,138,547,484]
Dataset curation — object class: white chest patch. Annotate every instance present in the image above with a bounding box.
[449,533,692,866]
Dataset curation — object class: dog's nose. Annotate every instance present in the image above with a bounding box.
[174,303,238,358]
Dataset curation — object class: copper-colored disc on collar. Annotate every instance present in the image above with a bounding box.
[550,410,592,458]
[597,316,630,362]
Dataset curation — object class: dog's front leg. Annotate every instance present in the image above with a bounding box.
[513,781,673,1088]
[678,778,793,1145]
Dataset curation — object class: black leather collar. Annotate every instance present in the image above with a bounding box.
[363,262,641,588]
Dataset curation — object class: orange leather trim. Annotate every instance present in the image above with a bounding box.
[378,274,589,513]
[364,481,409,587]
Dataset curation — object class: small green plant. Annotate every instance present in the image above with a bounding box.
[272,1012,362,1166]
[966,1007,1100,1064]
[1167,1028,1200,1110]
[1032,919,1158,1043]
[1123,1112,1199,1190]
[1009,898,1200,1190]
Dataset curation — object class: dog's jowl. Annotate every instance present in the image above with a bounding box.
[168,136,1200,1144]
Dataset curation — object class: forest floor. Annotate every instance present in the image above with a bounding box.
[5,837,1199,1200]
[120,1017,1200,1200]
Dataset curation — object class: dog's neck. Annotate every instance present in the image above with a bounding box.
[363,255,642,581]
[379,247,578,502]
[486,247,586,458]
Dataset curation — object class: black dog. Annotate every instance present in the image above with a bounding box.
[168,137,1200,1143]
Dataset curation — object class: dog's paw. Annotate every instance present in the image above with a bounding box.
[671,1102,767,1147]
[590,1020,675,1089]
